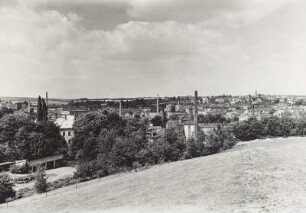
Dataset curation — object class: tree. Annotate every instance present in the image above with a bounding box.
[42,98,48,121]
[15,121,67,160]
[151,115,163,126]
[0,114,67,162]
[0,173,15,203]
[34,166,47,193]
[161,110,168,128]
[37,96,43,121]
[184,138,203,159]
[109,137,138,169]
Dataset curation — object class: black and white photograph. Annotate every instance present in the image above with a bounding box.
[0,0,306,212]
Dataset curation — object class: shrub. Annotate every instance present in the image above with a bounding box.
[12,174,35,184]
[15,187,34,199]
[47,177,77,191]
[0,173,15,203]
[184,139,203,159]
[75,161,98,179]
[34,166,47,193]
[10,163,30,174]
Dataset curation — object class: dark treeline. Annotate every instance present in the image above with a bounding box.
[0,96,67,163]
[66,96,193,110]
[0,107,14,119]
[0,114,67,163]
[233,116,306,141]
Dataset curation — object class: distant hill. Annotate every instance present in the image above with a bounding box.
[0,97,71,105]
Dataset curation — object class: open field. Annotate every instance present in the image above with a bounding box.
[2,137,306,213]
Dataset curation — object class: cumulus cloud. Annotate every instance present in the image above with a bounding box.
[0,0,305,98]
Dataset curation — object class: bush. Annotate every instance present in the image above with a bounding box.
[75,161,98,179]
[15,187,34,199]
[12,174,35,184]
[0,173,15,203]
[34,166,47,193]
[10,163,30,174]
[184,139,203,159]
[47,177,77,191]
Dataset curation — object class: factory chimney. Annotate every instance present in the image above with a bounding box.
[157,94,159,113]
[194,90,198,141]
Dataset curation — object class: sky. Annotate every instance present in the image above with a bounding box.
[0,0,305,98]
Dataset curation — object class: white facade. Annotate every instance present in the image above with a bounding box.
[184,124,195,140]
[55,115,75,146]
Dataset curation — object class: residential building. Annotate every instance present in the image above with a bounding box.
[55,115,75,145]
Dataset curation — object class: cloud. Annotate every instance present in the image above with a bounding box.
[0,0,305,98]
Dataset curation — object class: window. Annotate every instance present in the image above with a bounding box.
[68,131,71,136]
[63,131,65,136]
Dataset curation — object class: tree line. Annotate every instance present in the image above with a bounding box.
[233,116,306,141]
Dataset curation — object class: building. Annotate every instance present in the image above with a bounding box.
[183,123,219,140]
[55,115,75,145]
[28,154,64,172]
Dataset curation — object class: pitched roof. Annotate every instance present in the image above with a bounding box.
[54,115,75,129]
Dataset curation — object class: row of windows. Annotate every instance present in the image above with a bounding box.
[62,131,72,137]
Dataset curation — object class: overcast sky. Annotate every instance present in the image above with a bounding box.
[0,0,305,98]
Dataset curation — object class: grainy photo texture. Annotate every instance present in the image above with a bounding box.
[0,0,306,212]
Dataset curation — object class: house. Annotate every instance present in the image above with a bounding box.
[54,115,75,146]
[183,123,219,140]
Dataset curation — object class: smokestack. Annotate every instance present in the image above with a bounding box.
[157,94,159,113]
[46,92,48,106]
[194,90,198,141]
[119,101,122,117]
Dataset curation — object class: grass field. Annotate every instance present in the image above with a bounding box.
[2,137,306,213]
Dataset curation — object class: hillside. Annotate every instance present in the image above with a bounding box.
[2,137,306,213]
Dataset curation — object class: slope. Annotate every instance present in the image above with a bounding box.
[1,137,306,213]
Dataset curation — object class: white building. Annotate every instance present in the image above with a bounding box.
[183,123,218,140]
[55,115,75,146]
[184,123,195,140]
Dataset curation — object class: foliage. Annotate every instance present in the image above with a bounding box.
[233,116,304,141]
[47,177,78,191]
[34,166,47,193]
[151,115,163,126]
[198,113,226,124]
[10,163,30,174]
[0,173,15,203]
[184,138,203,159]
[37,96,48,122]
[72,111,236,181]
[42,98,48,121]
[37,96,43,122]
[0,114,67,162]
[11,174,35,184]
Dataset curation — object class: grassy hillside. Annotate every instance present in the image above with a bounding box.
[2,137,306,212]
